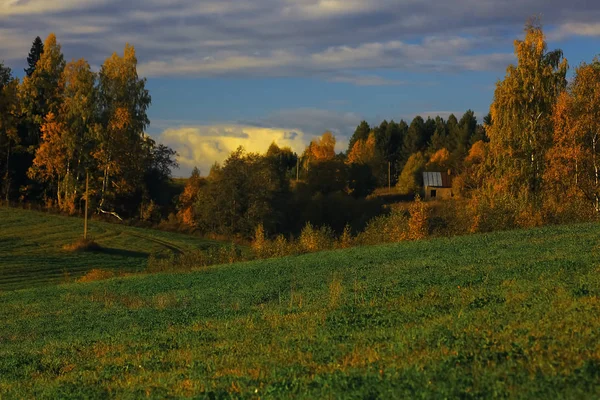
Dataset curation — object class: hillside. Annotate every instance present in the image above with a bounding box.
[0,207,225,291]
[1,220,600,398]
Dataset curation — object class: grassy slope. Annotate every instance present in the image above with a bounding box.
[1,221,600,398]
[0,207,223,291]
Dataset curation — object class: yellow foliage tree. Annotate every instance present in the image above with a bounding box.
[347,132,376,165]
[487,18,567,198]
[303,131,336,171]
[427,148,451,170]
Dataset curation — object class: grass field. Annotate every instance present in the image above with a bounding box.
[0,207,224,291]
[1,211,600,398]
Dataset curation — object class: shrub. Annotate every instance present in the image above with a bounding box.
[251,224,268,259]
[270,235,292,258]
[336,224,354,249]
[357,208,409,245]
[63,238,101,252]
[407,195,430,240]
[299,222,334,253]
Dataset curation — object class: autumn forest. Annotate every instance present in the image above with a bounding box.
[1,20,600,246]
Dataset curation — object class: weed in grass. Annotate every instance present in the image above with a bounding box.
[329,273,344,309]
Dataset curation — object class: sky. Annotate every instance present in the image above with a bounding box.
[1,0,600,176]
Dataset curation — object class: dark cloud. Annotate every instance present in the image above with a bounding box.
[1,0,599,79]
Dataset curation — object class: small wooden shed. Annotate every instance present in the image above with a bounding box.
[423,171,453,200]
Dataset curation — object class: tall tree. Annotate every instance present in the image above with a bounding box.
[397,152,426,195]
[402,116,428,163]
[24,36,44,77]
[0,63,19,201]
[29,59,96,211]
[94,44,151,213]
[20,33,66,151]
[488,18,568,197]
[347,131,377,165]
[546,59,600,212]
[178,167,204,226]
[429,116,448,153]
[303,131,336,171]
[347,121,370,153]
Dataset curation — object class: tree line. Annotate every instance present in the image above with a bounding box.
[176,18,600,239]
[2,19,599,242]
[0,34,177,220]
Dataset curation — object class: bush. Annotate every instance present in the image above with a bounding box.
[336,224,354,249]
[299,223,334,253]
[407,195,430,240]
[63,238,101,252]
[356,208,408,245]
[251,224,269,259]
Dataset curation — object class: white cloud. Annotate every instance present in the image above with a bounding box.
[157,107,362,175]
[550,22,600,40]
[0,0,105,16]
[159,124,308,175]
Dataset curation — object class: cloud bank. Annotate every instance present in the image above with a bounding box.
[1,0,600,81]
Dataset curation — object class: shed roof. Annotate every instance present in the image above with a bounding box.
[423,171,452,188]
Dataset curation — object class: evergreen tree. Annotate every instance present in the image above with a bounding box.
[24,36,44,77]
[347,121,371,153]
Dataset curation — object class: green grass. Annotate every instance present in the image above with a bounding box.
[0,207,224,291]
[1,215,600,398]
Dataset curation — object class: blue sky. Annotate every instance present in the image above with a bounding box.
[1,1,600,176]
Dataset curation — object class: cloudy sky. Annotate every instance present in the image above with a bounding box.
[2,0,600,175]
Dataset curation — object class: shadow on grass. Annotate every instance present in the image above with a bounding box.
[96,247,149,258]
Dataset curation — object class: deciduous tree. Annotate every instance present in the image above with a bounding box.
[488,19,568,198]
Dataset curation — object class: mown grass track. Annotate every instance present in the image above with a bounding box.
[0,207,223,291]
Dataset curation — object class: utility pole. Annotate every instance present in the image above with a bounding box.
[296,156,299,183]
[388,161,391,192]
[84,171,89,240]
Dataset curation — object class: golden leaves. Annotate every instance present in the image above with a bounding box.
[347,131,376,165]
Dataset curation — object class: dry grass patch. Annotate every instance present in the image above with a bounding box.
[63,237,101,252]
[78,269,116,283]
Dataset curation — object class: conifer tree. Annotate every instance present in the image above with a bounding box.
[24,36,44,77]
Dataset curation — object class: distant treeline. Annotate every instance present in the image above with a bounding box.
[2,18,600,242]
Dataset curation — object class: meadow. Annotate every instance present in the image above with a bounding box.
[1,209,599,398]
[0,207,224,291]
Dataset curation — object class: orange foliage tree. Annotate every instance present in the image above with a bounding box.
[303,131,336,172]
[546,60,600,213]
[346,132,376,165]
[177,167,205,227]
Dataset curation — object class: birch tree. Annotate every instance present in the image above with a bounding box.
[487,18,567,198]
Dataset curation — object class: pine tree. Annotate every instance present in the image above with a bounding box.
[24,37,44,77]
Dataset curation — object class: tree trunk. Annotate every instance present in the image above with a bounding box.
[4,143,11,203]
